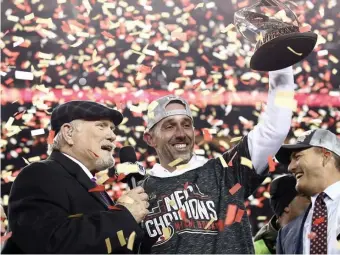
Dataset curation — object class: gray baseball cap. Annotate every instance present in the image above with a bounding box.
[276,129,340,164]
[146,95,193,132]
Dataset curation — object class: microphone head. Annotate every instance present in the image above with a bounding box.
[119,146,137,163]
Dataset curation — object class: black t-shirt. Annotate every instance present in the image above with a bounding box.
[141,136,266,253]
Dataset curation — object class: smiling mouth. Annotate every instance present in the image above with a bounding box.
[295,173,303,180]
[173,143,188,151]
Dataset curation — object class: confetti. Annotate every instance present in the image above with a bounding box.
[308,232,317,240]
[88,185,105,192]
[313,217,325,225]
[4,117,14,130]
[117,230,126,246]
[105,238,112,254]
[225,204,237,226]
[228,152,238,167]
[117,173,126,182]
[116,164,139,174]
[287,46,303,56]
[47,130,55,144]
[230,137,242,143]
[68,213,83,218]
[234,209,245,223]
[267,156,276,172]
[24,13,35,21]
[14,71,33,80]
[127,231,136,251]
[31,128,45,136]
[240,157,253,169]
[96,175,110,185]
[203,128,213,141]
[204,217,216,229]
[162,227,171,240]
[218,155,228,168]
[168,158,184,167]
[0,232,12,243]
[229,183,242,195]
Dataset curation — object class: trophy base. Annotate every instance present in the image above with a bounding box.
[250,32,317,71]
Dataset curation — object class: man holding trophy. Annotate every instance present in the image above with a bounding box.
[140,0,317,253]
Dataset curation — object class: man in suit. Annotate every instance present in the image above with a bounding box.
[3,101,150,253]
[254,174,310,254]
[275,129,340,254]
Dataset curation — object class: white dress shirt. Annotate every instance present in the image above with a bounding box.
[149,67,294,177]
[62,153,94,180]
[303,181,340,254]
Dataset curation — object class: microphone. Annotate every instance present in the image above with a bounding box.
[118,146,146,189]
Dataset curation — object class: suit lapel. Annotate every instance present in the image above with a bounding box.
[49,151,109,209]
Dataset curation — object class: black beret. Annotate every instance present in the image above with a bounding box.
[270,174,297,217]
[51,101,123,133]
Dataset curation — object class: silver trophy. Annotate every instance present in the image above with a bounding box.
[234,0,317,71]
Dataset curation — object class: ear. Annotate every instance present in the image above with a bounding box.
[283,206,290,214]
[143,132,157,147]
[60,123,75,146]
[322,148,332,166]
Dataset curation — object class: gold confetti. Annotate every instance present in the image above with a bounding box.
[105,238,112,254]
[96,175,109,185]
[218,156,228,168]
[240,157,253,169]
[195,2,204,9]
[176,164,190,170]
[287,46,303,56]
[230,136,242,143]
[127,231,136,251]
[168,158,184,167]
[162,227,171,240]
[116,164,139,174]
[24,13,35,20]
[117,230,126,246]
[22,157,30,165]
[5,117,14,130]
[204,217,216,229]
[68,213,83,218]
[147,111,155,119]
[147,103,158,113]
[169,200,176,206]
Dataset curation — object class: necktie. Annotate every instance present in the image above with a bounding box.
[310,192,328,254]
[91,177,111,206]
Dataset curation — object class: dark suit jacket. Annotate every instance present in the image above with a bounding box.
[2,151,149,254]
[276,204,312,254]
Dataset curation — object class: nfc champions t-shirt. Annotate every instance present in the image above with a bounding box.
[141,136,265,253]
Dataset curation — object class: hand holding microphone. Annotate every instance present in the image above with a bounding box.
[117,146,148,223]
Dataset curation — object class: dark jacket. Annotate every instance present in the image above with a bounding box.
[276,205,311,254]
[254,215,279,254]
[2,151,149,254]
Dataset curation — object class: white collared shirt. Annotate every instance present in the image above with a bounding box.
[149,154,208,178]
[303,181,340,254]
[62,153,94,180]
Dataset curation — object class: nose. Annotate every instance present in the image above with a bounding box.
[288,159,297,173]
[106,129,116,143]
[175,125,186,139]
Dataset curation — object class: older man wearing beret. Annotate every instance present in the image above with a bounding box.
[3,101,150,254]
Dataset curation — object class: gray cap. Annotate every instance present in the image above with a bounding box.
[146,95,193,131]
[276,129,340,164]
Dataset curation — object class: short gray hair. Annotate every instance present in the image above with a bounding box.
[47,119,83,155]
